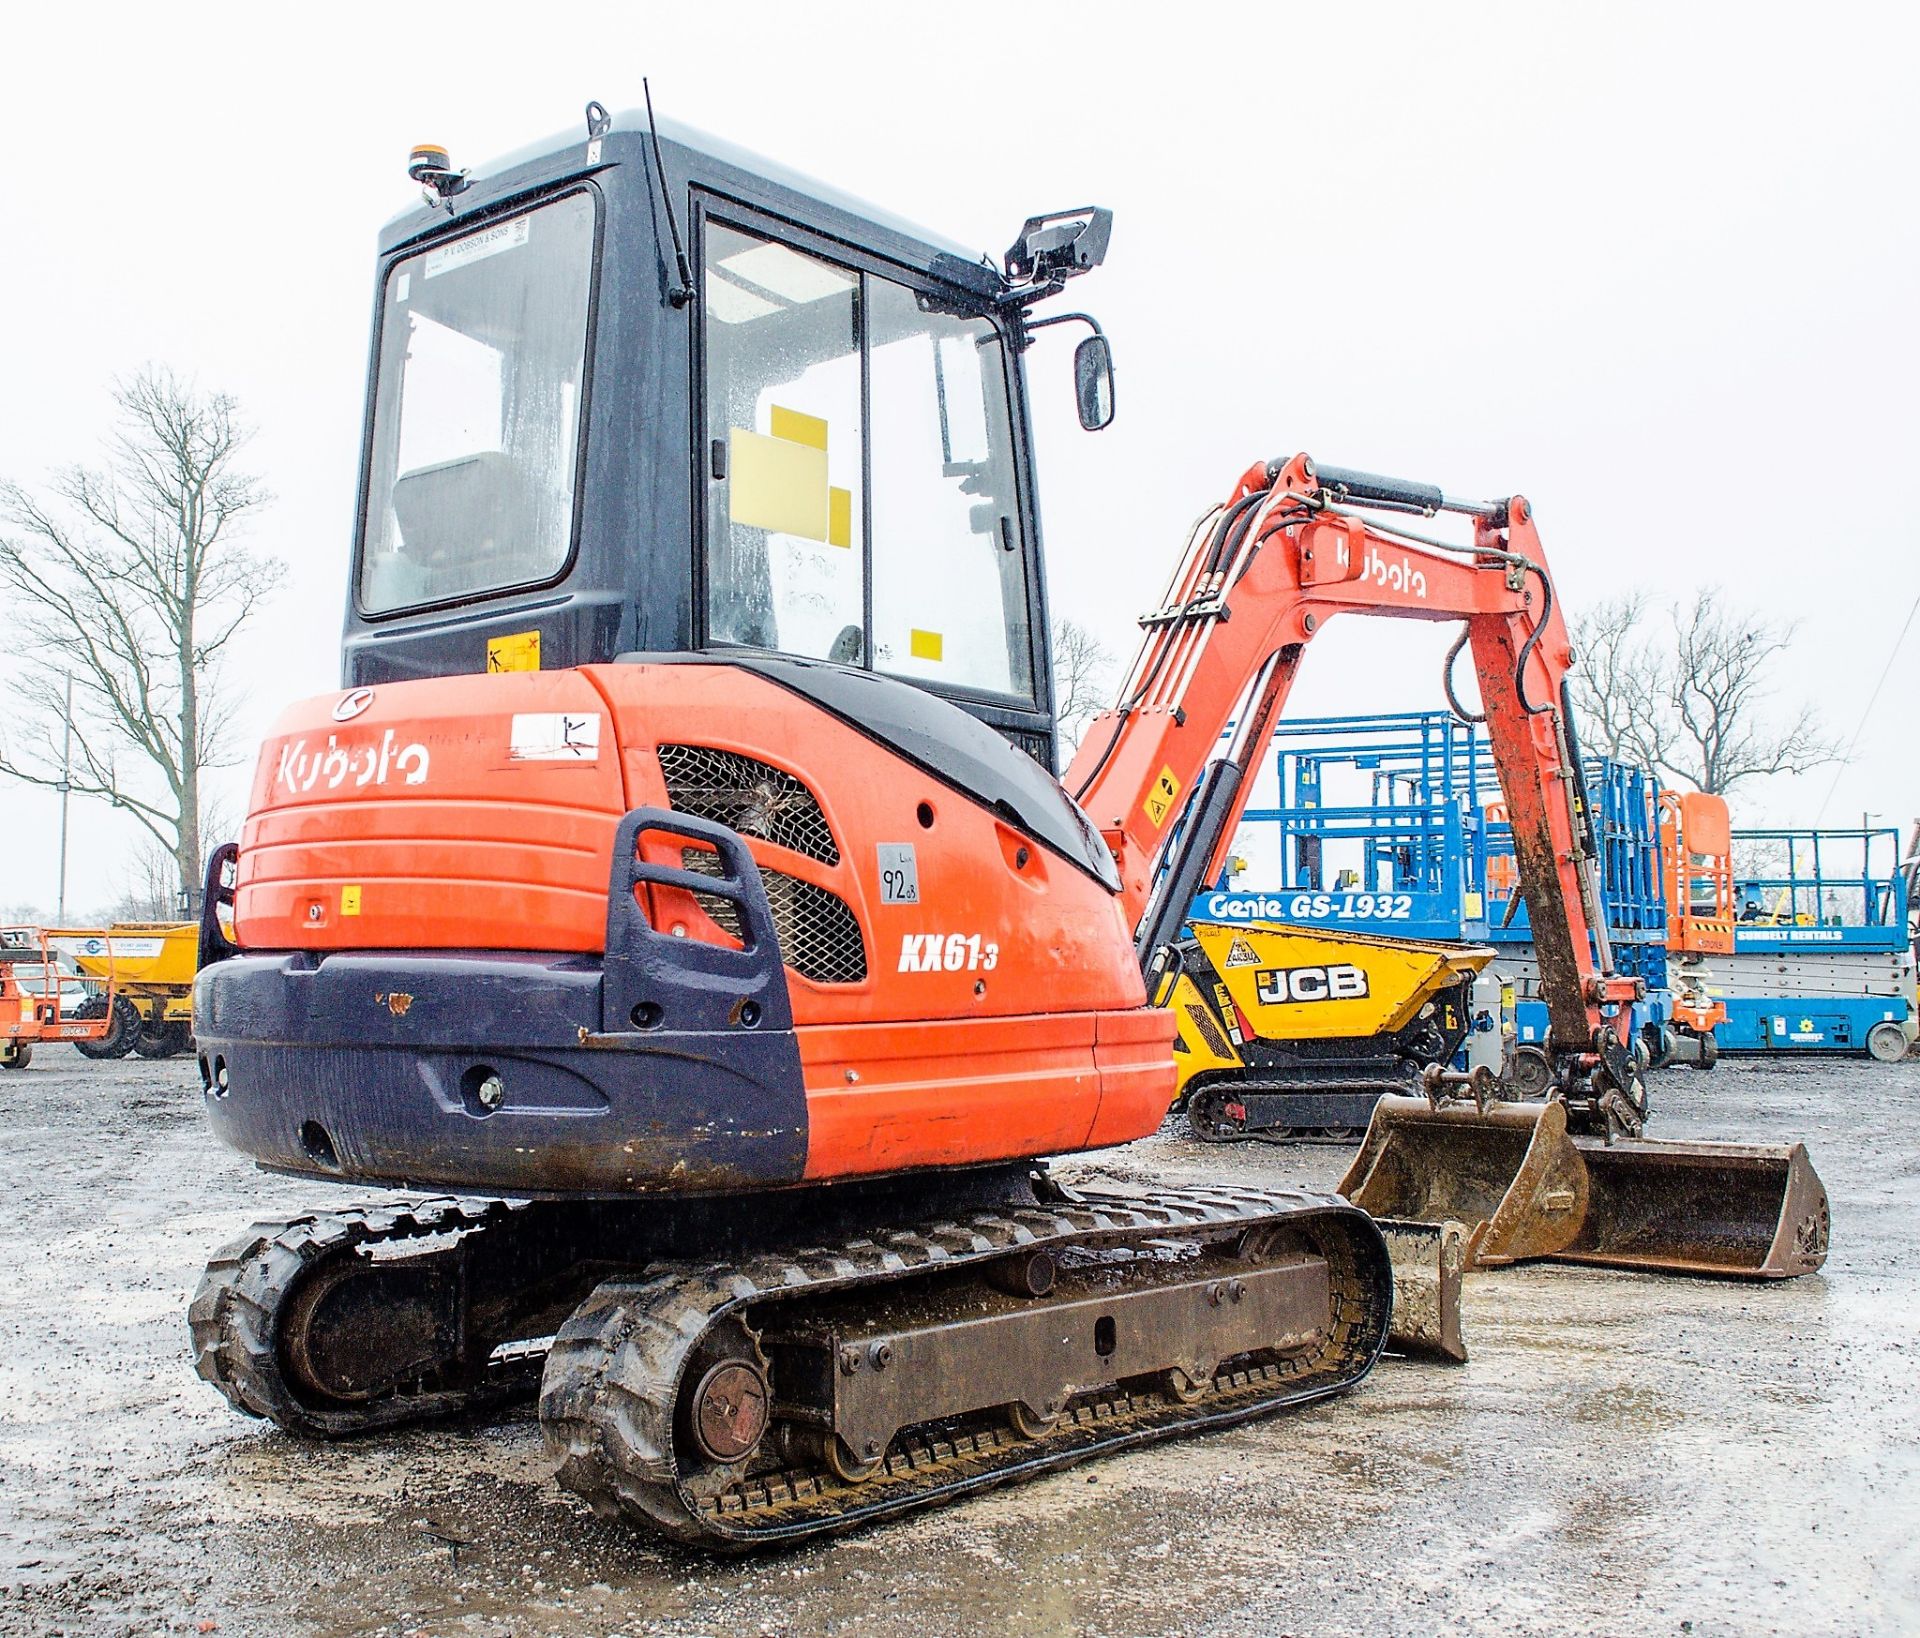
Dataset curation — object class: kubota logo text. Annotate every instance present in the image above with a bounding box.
[1361,542,1428,599]
[277,731,430,793]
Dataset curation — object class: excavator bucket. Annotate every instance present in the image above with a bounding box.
[1339,1096,1590,1267]
[1338,1095,1829,1280]
[1553,1137,1829,1278]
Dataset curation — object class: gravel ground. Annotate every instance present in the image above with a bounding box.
[0,1050,1913,1638]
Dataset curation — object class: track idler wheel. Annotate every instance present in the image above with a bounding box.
[190,1199,552,1437]
[1186,1083,1250,1143]
[677,1315,773,1474]
[688,1361,770,1464]
[277,1255,464,1406]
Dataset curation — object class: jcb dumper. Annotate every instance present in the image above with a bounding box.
[187,103,1824,1550]
[1154,920,1501,1139]
[55,922,198,1059]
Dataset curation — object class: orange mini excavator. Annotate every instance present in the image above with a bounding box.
[188,103,1827,1547]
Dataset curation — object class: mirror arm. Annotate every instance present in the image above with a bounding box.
[1019,310,1107,351]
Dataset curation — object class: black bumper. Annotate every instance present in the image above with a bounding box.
[193,809,809,1197]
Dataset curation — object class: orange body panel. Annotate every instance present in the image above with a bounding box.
[590,663,1145,1028]
[231,660,1169,1182]
[237,671,627,951]
[798,1006,1173,1177]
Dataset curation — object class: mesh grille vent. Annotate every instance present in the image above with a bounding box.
[681,848,868,986]
[1184,1001,1234,1061]
[657,745,838,865]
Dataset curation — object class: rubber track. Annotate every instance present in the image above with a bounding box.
[540,1183,1389,1547]
[189,1195,543,1438]
[1188,1076,1412,1144]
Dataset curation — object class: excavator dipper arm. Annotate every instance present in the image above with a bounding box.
[1067,452,1637,1113]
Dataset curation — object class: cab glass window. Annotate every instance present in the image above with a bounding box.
[868,281,1030,697]
[702,218,1032,700]
[358,192,595,614]
[703,222,865,662]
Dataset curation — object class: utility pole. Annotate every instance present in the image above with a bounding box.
[56,673,73,924]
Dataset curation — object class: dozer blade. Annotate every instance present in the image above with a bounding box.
[1373,1217,1468,1363]
[1338,1096,1831,1280]
[1338,1096,1589,1268]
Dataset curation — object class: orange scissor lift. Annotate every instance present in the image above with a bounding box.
[0,927,121,1069]
[1660,790,1735,1057]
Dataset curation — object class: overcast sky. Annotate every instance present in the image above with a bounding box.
[2,2,1914,917]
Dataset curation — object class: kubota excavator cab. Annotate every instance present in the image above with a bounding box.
[343,107,1110,776]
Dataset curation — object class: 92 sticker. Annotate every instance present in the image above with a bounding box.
[877,843,920,904]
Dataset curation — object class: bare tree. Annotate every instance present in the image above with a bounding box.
[109,839,187,924]
[1568,587,1829,795]
[1051,617,1118,765]
[0,370,281,907]
[1564,591,1663,764]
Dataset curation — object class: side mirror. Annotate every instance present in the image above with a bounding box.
[1073,334,1116,431]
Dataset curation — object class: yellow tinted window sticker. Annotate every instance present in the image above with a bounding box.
[769,405,829,450]
[487,629,541,672]
[341,886,363,916]
[729,428,829,541]
[827,486,853,549]
[1142,765,1182,828]
[910,628,944,662]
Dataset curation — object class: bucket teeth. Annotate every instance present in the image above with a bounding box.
[1339,1095,1829,1281]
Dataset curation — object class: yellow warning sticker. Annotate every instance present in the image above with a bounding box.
[910,628,944,662]
[1142,765,1182,828]
[487,629,541,672]
[341,886,362,916]
[770,404,829,450]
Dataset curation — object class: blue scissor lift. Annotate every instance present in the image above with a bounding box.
[1193,711,1680,1064]
[1717,827,1915,1060]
